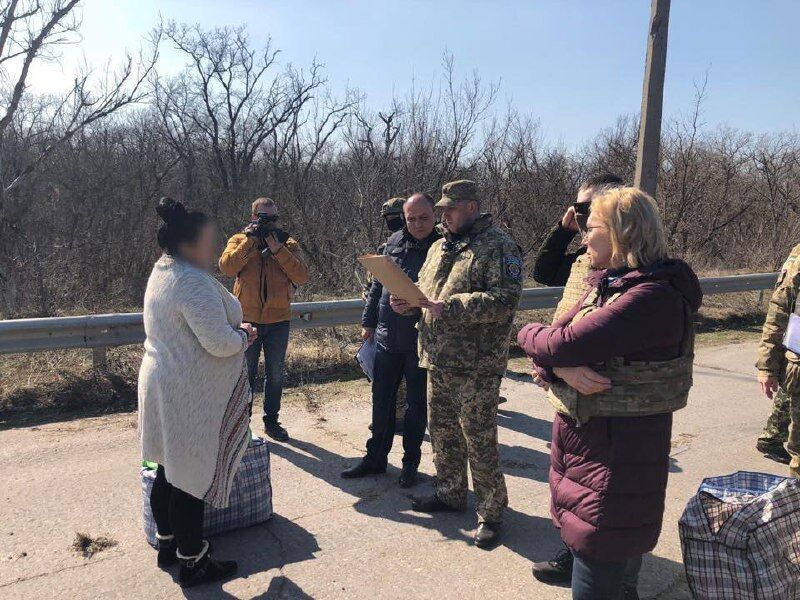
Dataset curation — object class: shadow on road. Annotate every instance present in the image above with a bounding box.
[497,408,552,441]
[500,442,550,482]
[272,437,561,565]
[179,515,319,600]
[260,575,315,599]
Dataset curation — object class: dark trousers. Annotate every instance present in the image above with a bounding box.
[150,466,205,556]
[365,345,427,469]
[245,320,291,423]
[571,551,640,600]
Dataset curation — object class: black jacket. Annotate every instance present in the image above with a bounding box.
[532,223,586,286]
[362,228,441,353]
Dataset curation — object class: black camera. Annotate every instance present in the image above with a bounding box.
[247,213,290,243]
[573,201,591,233]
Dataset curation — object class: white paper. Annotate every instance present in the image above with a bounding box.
[356,337,377,382]
[783,313,800,354]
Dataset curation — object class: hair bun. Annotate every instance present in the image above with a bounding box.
[156,196,188,225]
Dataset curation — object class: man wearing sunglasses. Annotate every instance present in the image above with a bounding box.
[533,174,624,321]
[219,197,309,442]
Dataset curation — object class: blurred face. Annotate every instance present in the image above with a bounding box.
[179,222,217,270]
[583,212,613,269]
[441,200,479,235]
[403,196,435,240]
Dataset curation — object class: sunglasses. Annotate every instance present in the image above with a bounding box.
[256,213,279,223]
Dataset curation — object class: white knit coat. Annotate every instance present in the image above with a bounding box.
[138,254,251,507]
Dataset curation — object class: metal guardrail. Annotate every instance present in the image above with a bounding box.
[0,272,778,357]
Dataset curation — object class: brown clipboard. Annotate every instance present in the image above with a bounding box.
[358,254,428,307]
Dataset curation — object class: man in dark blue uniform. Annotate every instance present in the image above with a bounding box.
[342,193,440,488]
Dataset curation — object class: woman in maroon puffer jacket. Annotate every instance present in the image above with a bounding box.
[517,187,702,600]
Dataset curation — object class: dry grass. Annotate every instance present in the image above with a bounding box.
[0,327,363,428]
[0,347,141,428]
[283,327,362,387]
[70,533,118,558]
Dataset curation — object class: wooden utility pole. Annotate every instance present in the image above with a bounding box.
[634,0,671,197]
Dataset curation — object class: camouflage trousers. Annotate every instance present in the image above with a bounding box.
[757,387,791,445]
[790,393,800,479]
[426,366,508,523]
[781,365,800,479]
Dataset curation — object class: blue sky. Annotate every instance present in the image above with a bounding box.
[28,0,800,149]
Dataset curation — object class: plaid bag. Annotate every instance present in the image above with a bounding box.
[141,437,273,548]
[679,471,800,599]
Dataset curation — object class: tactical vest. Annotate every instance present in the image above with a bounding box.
[546,285,695,424]
[553,252,593,322]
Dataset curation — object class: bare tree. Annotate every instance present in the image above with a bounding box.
[0,0,159,317]
[157,22,326,216]
[3,12,800,318]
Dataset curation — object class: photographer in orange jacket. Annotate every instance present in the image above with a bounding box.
[219,197,309,441]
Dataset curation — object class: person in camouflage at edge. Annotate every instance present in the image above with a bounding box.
[390,179,522,549]
[756,243,800,477]
[754,246,800,464]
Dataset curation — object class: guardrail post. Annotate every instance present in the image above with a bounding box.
[92,347,108,371]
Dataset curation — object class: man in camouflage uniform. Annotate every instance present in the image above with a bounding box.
[391,180,522,548]
[754,247,800,464]
[757,244,800,478]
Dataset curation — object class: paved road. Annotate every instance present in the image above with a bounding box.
[0,341,790,599]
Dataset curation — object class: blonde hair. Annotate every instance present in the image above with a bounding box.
[590,187,668,269]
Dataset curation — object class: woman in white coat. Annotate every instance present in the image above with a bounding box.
[138,197,257,588]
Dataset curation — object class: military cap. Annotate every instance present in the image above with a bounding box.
[380,197,406,217]
[435,180,479,208]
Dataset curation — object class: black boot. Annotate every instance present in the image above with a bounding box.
[532,545,573,584]
[756,440,791,464]
[411,494,464,513]
[264,419,289,442]
[156,534,177,567]
[178,542,237,588]
[474,522,501,549]
[398,464,418,488]
[341,457,386,479]
[623,586,641,600]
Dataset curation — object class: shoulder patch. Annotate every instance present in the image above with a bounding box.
[504,255,523,281]
[781,256,795,275]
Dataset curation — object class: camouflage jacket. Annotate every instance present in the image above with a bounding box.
[417,213,522,374]
[756,243,800,377]
[553,252,594,323]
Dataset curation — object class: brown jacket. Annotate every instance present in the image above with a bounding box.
[218,233,309,324]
